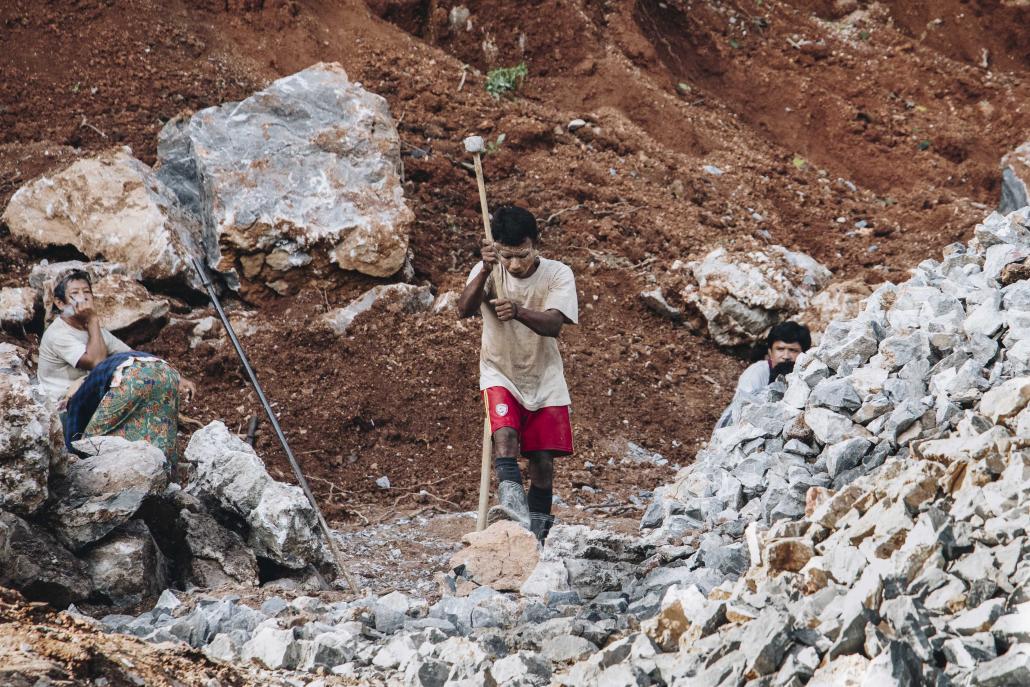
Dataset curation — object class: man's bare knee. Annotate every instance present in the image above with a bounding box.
[492,427,519,456]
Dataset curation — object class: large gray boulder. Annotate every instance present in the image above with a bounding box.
[0,343,52,515]
[679,245,832,346]
[48,436,168,550]
[157,62,413,292]
[81,519,169,608]
[185,421,326,569]
[0,511,90,606]
[1,147,205,291]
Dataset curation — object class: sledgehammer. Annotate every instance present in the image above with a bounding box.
[464,135,503,532]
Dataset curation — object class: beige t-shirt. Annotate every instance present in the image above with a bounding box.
[37,317,131,403]
[467,257,578,410]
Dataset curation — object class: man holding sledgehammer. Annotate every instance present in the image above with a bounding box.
[457,205,578,544]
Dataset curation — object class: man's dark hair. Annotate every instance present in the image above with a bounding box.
[491,205,539,246]
[53,270,92,310]
[767,321,811,351]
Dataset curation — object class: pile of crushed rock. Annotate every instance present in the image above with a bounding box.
[87,207,1029,686]
[0,354,334,609]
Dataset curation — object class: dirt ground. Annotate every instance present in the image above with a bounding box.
[2,0,1029,528]
[0,587,253,686]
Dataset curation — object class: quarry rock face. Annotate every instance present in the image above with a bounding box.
[0,343,52,516]
[157,62,413,292]
[1,147,205,291]
[680,245,832,346]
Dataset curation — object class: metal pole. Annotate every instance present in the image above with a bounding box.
[189,256,361,595]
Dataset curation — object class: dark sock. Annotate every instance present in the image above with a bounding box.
[494,457,522,486]
[527,484,552,515]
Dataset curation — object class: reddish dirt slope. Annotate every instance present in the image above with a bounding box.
[2,0,1029,520]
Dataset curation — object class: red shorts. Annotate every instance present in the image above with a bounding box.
[483,386,573,455]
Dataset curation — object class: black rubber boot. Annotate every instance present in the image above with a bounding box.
[487,480,531,530]
[529,513,554,544]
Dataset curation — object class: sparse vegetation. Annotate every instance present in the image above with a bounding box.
[484,63,528,99]
[485,133,506,155]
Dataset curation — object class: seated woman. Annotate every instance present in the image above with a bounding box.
[36,269,195,463]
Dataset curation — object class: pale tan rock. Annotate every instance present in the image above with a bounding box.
[805,486,833,517]
[450,521,539,593]
[745,521,763,567]
[643,598,690,651]
[882,461,944,513]
[645,584,720,651]
[800,555,830,594]
[3,148,204,290]
[0,343,51,515]
[797,278,874,340]
[322,283,434,335]
[765,538,815,573]
[679,245,832,347]
[90,274,169,339]
[725,601,759,623]
[807,654,870,687]
[913,426,1010,466]
[811,483,866,529]
[980,377,1030,424]
[0,287,39,327]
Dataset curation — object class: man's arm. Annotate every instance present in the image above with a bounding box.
[457,265,491,318]
[457,240,498,319]
[491,300,565,337]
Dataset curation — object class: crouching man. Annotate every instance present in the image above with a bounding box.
[37,269,196,464]
[714,321,811,431]
[457,205,578,544]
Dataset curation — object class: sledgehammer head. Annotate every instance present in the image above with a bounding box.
[463,135,485,154]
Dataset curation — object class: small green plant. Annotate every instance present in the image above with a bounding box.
[918,140,932,151]
[485,63,528,99]
[485,133,507,155]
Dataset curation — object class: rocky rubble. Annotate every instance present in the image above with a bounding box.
[96,207,1030,686]
[0,343,51,516]
[0,343,331,609]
